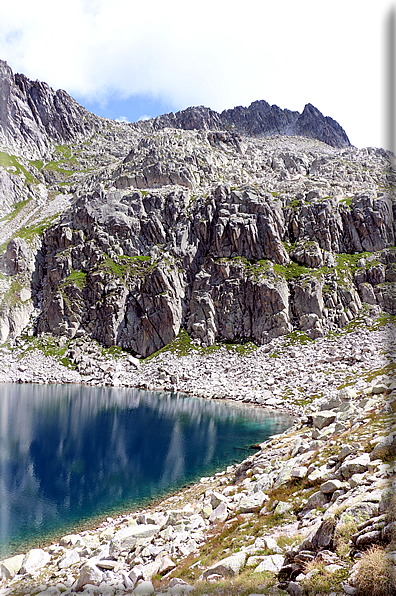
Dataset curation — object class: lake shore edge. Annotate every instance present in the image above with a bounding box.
[1,318,395,595]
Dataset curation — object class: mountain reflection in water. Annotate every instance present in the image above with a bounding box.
[0,383,293,556]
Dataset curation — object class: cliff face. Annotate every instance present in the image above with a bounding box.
[0,60,395,354]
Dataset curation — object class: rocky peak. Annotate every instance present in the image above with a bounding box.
[0,59,102,158]
[140,99,351,148]
[293,103,351,148]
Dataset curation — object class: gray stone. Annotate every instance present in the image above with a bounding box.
[74,561,103,590]
[19,548,51,575]
[203,551,247,578]
[320,479,344,494]
[287,582,303,596]
[0,553,25,579]
[158,556,176,574]
[304,490,329,511]
[274,501,293,515]
[338,454,370,479]
[58,548,80,569]
[209,501,228,523]
[254,555,285,573]
[59,534,86,548]
[311,410,337,430]
[238,490,268,513]
[132,580,154,595]
[291,466,308,479]
[110,524,160,552]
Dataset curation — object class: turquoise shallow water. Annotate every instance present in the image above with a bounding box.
[0,383,293,557]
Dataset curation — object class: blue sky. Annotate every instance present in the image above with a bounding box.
[1,1,395,150]
[73,94,177,125]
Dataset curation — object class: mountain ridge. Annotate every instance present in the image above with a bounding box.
[0,59,350,160]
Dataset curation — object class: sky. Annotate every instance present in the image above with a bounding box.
[0,1,395,150]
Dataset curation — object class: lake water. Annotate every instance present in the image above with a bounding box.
[0,383,293,557]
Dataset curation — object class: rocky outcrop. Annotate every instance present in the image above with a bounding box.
[35,172,394,355]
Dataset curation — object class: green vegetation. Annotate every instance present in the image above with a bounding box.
[97,254,153,281]
[0,278,24,310]
[352,546,396,596]
[339,196,352,207]
[16,334,76,369]
[60,269,87,290]
[273,261,315,280]
[0,151,39,184]
[0,199,30,223]
[145,329,259,362]
[215,250,376,286]
[43,160,74,177]
[300,563,349,595]
[0,214,60,254]
[29,159,44,171]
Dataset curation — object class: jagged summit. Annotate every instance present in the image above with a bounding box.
[0,59,350,157]
[137,99,351,149]
[0,60,102,157]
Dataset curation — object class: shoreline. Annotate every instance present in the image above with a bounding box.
[0,318,395,595]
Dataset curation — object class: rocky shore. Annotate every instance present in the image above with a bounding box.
[0,316,395,596]
[0,305,394,415]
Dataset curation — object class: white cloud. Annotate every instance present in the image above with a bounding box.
[115,116,129,123]
[0,0,394,149]
[137,115,151,122]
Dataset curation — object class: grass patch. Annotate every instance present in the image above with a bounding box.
[29,159,44,171]
[97,254,154,281]
[0,199,30,223]
[300,562,349,595]
[0,279,24,310]
[145,329,258,361]
[60,269,87,290]
[43,161,74,176]
[0,151,39,184]
[353,546,396,596]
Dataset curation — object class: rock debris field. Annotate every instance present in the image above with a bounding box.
[0,316,395,596]
[0,313,394,417]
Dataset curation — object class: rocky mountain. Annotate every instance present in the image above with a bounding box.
[0,59,395,357]
[139,101,351,149]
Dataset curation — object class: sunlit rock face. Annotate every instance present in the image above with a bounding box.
[0,59,395,351]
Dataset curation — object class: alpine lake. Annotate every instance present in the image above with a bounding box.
[0,383,294,557]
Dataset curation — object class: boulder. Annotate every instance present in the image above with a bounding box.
[203,551,247,579]
[132,580,154,595]
[58,548,80,569]
[19,548,51,575]
[254,554,285,573]
[310,410,337,430]
[74,561,103,590]
[237,490,268,513]
[209,501,228,523]
[110,524,160,553]
[0,553,25,579]
[338,454,370,479]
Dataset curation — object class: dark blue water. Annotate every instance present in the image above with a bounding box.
[0,384,293,557]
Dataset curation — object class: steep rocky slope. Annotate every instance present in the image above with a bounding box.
[0,58,395,356]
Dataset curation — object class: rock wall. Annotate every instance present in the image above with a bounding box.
[35,175,396,356]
